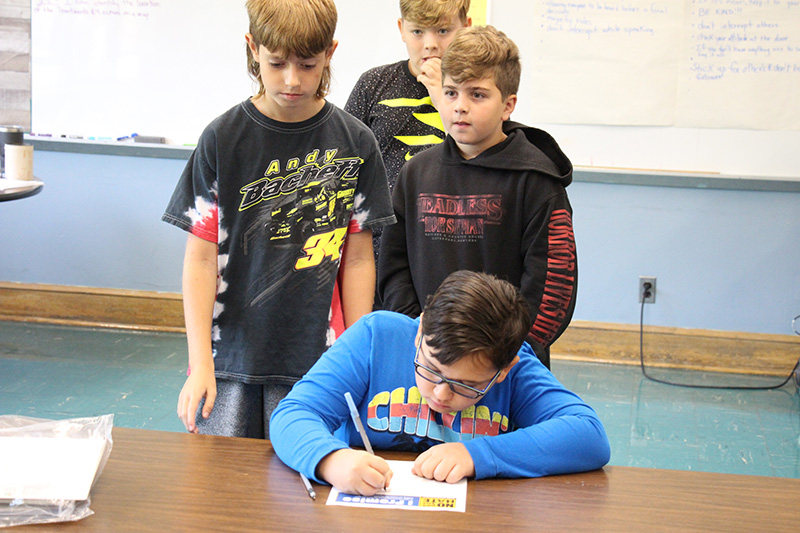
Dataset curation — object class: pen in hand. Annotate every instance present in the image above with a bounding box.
[345,391,390,491]
[344,391,373,454]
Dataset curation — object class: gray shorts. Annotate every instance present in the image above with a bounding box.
[195,379,293,439]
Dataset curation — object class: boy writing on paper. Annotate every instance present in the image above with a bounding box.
[270,271,610,496]
[378,25,577,369]
[162,0,394,438]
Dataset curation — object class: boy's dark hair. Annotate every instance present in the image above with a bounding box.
[245,0,337,99]
[400,0,470,26]
[421,270,530,370]
[441,25,521,99]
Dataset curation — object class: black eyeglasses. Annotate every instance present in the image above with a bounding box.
[413,335,501,399]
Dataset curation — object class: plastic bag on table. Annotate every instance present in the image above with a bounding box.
[0,414,114,528]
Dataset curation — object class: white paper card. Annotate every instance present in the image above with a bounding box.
[326,460,467,512]
[0,437,107,501]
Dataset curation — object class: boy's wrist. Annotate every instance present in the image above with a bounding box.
[316,448,348,483]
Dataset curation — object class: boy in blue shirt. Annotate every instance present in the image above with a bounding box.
[270,270,609,496]
[378,25,577,369]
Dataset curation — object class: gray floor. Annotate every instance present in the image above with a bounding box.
[1,320,798,478]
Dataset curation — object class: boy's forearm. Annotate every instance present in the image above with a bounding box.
[523,203,577,347]
[465,413,609,480]
[269,329,374,481]
[270,395,350,482]
[182,234,218,369]
[339,230,375,328]
[341,266,375,328]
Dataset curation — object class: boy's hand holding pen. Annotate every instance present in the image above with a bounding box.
[317,448,393,496]
[312,392,393,496]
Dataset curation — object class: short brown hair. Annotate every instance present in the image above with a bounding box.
[400,0,470,26]
[246,0,337,99]
[441,25,521,99]
[421,271,530,370]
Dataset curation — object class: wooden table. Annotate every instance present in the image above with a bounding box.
[22,427,800,531]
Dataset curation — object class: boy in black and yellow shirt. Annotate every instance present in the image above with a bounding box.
[345,0,472,266]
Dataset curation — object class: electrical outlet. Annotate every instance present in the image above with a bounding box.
[639,276,656,304]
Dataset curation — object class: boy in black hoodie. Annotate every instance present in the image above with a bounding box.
[378,25,576,369]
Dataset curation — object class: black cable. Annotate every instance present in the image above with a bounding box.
[638,299,800,390]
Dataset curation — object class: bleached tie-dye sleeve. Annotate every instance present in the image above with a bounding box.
[162,144,220,244]
[183,194,218,242]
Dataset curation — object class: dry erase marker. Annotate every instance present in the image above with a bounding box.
[299,472,315,501]
[344,391,374,454]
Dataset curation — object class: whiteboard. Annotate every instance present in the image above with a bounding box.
[30,0,800,179]
[32,0,252,145]
[494,0,800,179]
[31,0,405,145]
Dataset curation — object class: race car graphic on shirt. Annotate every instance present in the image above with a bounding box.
[234,148,366,312]
[238,149,361,247]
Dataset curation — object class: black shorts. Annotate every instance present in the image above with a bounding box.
[195,379,294,439]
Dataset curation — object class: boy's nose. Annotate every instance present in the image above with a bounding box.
[433,382,454,401]
[423,34,439,52]
[284,66,300,86]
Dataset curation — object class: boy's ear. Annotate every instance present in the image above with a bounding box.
[414,313,424,347]
[502,94,518,121]
[245,33,258,58]
[464,17,473,28]
[494,355,520,384]
[326,40,339,64]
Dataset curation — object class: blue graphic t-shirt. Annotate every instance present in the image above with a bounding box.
[270,311,610,481]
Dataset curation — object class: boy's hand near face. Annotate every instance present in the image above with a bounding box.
[412,442,475,483]
[317,448,394,496]
[417,57,444,109]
